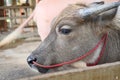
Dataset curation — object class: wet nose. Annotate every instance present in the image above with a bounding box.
[27,55,37,66]
[27,55,49,73]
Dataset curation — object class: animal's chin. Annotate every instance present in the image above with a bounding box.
[37,67,49,73]
[30,64,49,73]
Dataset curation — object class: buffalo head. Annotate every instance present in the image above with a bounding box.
[27,1,120,73]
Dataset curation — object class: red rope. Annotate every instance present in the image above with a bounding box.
[87,33,107,66]
[33,33,108,69]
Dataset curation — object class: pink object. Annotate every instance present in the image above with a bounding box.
[34,0,118,41]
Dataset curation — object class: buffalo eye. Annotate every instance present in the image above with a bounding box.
[59,25,72,35]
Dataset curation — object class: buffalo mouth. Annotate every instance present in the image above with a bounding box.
[27,56,49,73]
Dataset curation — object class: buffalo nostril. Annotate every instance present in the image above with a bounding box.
[27,55,49,73]
[27,56,37,65]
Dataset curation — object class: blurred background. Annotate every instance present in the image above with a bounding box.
[0,0,36,31]
[0,1,40,80]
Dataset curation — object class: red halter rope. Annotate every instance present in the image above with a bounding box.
[33,33,108,69]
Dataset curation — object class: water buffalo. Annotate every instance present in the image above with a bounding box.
[27,1,120,73]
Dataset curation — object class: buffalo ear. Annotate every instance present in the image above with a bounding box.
[88,1,116,21]
[89,1,104,7]
[97,6,120,30]
[112,6,120,30]
[98,8,118,21]
[78,2,120,19]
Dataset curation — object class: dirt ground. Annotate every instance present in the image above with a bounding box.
[0,29,41,80]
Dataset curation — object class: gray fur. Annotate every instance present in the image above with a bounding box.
[28,2,120,73]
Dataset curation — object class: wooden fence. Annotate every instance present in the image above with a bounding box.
[21,62,120,80]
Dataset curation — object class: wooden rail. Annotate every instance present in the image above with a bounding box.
[21,62,120,80]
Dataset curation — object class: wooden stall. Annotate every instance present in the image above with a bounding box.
[21,62,120,80]
[0,0,7,32]
[0,0,36,32]
[0,6,35,29]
